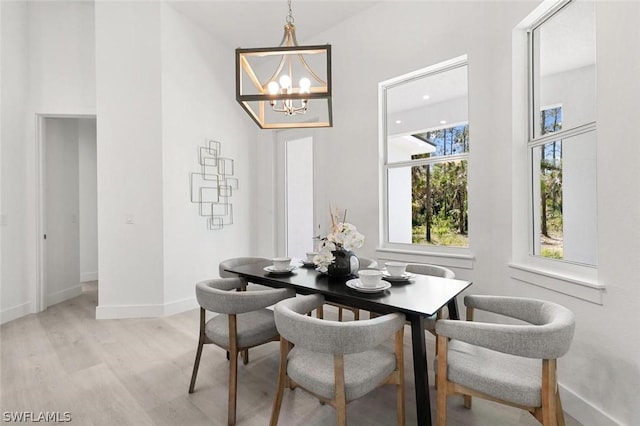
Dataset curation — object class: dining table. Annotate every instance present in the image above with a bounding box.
[224,260,472,426]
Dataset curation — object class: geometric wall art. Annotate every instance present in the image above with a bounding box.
[189,139,237,230]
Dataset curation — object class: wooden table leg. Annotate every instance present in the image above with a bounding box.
[409,314,432,426]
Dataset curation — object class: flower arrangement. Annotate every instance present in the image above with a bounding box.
[313,208,365,273]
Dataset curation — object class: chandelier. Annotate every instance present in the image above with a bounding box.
[235,0,332,129]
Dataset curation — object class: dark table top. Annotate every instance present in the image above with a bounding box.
[225,260,472,317]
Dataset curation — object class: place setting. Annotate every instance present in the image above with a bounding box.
[381,262,415,283]
[300,251,318,268]
[263,257,298,275]
[346,269,391,293]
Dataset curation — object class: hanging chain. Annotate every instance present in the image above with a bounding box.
[286,0,295,24]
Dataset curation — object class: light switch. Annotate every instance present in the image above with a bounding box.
[126,214,134,224]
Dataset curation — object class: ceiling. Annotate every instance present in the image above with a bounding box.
[169,1,381,49]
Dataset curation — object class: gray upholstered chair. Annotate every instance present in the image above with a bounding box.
[435,295,575,426]
[325,257,379,321]
[219,257,273,290]
[270,294,406,426]
[188,277,295,426]
[219,256,275,363]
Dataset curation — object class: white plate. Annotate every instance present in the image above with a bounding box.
[346,279,391,293]
[263,265,297,274]
[381,271,415,281]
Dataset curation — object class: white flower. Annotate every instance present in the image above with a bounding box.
[313,246,335,273]
[312,222,365,271]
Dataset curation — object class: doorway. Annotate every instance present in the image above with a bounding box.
[275,132,315,259]
[37,115,97,311]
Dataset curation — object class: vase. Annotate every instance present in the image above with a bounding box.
[327,249,360,277]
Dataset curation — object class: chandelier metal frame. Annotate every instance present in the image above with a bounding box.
[235,1,332,129]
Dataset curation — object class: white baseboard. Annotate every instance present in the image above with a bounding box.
[47,285,82,307]
[96,303,165,319]
[560,383,622,426]
[95,297,198,320]
[81,271,98,282]
[164,297,198,316]
[1,302,33,325]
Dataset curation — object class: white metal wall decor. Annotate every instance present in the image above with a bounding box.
[190,139,238,230]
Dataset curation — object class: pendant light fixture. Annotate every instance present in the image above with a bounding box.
[235,0,332,129]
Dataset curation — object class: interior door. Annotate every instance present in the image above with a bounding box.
[275,131,315,259]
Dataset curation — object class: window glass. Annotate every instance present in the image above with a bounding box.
[529,0,597,265]
[532,0,596,139]
[382,59,469,249]
[387,159,468,247]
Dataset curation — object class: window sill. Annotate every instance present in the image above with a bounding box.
[376,247,474,269]
[508,262,604,304]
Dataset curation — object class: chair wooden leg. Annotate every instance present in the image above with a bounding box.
[334,354,347,426]
[189,308,207,393]
[354,309,359,321]
[241,348,249,365]
[436,334,448,426]
[228,315,239,426]
[228,348,238,426]
[270,338,290,426]
[541,359,557,426]
[317,305,324,319]
[188,339,204,393]
[463,395,472,409]
[338,307,344,321]
[462,306,473,409]
[556,388,566,426]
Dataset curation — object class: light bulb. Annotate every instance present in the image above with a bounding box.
[299,77,311,93]
[279,74,291,88]
[267,81,279,95]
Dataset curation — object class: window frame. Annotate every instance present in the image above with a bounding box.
[527,0,598,266]
[378,56,473,269]
[510,0,604,304]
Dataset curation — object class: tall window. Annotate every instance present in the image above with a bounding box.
[382,59,469,249]
[529,0,597,265]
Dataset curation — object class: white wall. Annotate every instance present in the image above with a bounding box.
[1,1,30,323]
[94,1,165,318]
[28,1,95,114]
[160,4,256,313]
[79,118,98,282]
[253,1,640,425]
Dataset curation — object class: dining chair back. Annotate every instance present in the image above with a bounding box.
[405,263,455,279]
[358,257,378,270]
[219,257,270,280]
[435,295,576,426]
[188,277,295,426]
[269,294,406,426]
[326,256,379,321]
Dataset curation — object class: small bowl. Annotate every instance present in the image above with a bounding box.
[272,257,291,271]
[305,252,318,262]
[385,261,407,277]
[359,269,383,288]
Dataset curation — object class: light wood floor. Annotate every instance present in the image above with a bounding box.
[1,283,583,426]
